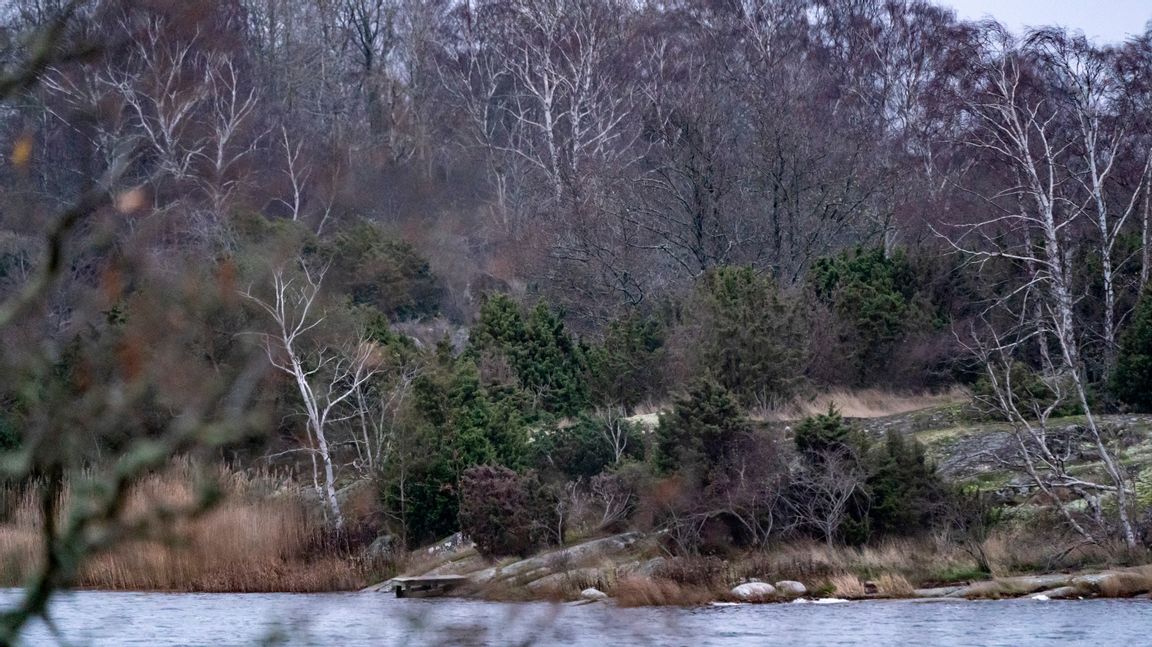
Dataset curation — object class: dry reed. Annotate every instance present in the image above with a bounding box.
[875,573,914,598]
[828,574,866,598]
[0,464,379,592]
[1094,569,1152,598]
[613,576,719,607]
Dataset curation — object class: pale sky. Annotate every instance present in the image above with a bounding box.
[946,0,1151,43]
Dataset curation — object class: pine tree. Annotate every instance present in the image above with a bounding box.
[793,405,864,458]
[469,295,588,416]
[588,311,665,411]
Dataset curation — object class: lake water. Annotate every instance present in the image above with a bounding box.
[2,590,1151,646]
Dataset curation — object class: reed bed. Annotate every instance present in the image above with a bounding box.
[0,464,378,592]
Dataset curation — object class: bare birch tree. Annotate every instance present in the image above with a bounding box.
[944,26,1139,548]
[244,261,381,529]
[1030,29,1152,369]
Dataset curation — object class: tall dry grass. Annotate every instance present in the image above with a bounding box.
[759,387,968,421]
[732,538,975,585]
[613,576,722,607]
[0,464,379,592]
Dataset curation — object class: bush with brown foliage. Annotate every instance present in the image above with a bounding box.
[459,465,557,558]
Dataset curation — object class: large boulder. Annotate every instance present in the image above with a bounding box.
[912,585,964,598]
[774,581,807,597]
[366,534,397,561]
[469,532,646,586]
[425,532,473,557]
[731,582,777,601]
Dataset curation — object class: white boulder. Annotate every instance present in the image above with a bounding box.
[731,582,777,601]
[581,588,609,601]
[774,580,808,597]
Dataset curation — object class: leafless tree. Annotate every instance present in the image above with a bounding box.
[943,26,1139,548]
[1030,29,1152,369]
[243,261,382,529]
[964,324,1114,544]
[788,451,867,547]
[348,358,420,478]
[589,470,635,529]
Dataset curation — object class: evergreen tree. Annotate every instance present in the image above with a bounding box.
[469,294,527,353]
[655,379,750,476]
[690,267,806,407]
[793,405,865,458]
[1114,287,1152,411]
[866,431,947,536]
[588,311,665,411]
[810,247,934,384]
[383,351,532,545]
[469,295,589,416]
[326,220,444,320]
[518,303,589,416]
[529,415,644,480]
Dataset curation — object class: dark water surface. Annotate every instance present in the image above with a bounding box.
[2,590,1150,646]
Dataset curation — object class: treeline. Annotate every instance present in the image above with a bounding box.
[1,0,1152,560]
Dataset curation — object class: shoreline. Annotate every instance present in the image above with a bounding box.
[362,532,1152,606]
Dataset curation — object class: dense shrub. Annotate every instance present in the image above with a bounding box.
[459,465,557,558]
[381,349,533,546]
[793,409,949,541]
[529,416,644,481]
[810,247,938,385]
[587,311,666,411]
[866,431,948,536]
[0,412,18,452]
[793,405,865,458]
[326,220,444,320]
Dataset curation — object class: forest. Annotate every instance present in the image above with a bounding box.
[2,0,1152,627]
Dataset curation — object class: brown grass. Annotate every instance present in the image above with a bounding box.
[0,464,380,592]
[828,574,866,598]
[759,387,968,421]
[875,573,914,598]
[613,576,720,607]
[961,580,1009,599]
[734,538,975,585]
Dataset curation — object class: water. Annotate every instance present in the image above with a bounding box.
[2,590,1151,646]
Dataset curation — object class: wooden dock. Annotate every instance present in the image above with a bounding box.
[391,575,471,598]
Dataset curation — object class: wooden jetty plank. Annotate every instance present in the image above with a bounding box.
[392,575,471,599]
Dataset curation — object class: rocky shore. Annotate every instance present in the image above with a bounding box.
[365,532,1152,605]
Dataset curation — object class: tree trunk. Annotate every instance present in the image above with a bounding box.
[312,418,345,530]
